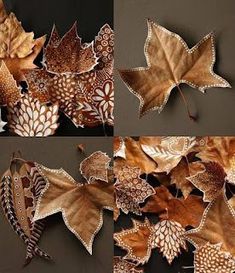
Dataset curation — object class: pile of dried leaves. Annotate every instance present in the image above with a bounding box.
[114,136,235,273]
[0,0,114,136]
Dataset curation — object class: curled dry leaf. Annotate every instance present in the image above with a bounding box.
[197,137,235,185]
[119,20,230,118]
[113,257,143,273]
[114,165,155,215]
[114,218,152,264]
[194,243,235,273]
[0,156,51,265]
[185,191,235,256]
[187,161,227,202]
[151,220,187,264]
[80,151,111,183]
[142,185,205,228]
[7,94,59,137]
[33,151,113,254]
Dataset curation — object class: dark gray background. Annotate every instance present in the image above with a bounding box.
[114,0,235,136]
[1,0,113,136]
[0,137,113,273]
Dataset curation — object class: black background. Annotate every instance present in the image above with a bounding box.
[1,0,113,136]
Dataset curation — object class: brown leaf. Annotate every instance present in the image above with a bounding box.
[142,185,205,228]
[119,20,230,118]
[185,190,235,256]
[187,161,227,202]
[114,165,155,215]
[114,219,152,264]
[113,257,143,273]
[194,243,235,273]
[197,137,235,185]
[34,157,113,254]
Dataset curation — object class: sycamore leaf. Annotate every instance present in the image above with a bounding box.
[119,20,230,118]
[114,165,155,215]
[196,137,235,185]
[185,190,235,256]
[7,94,59,137]
[113,257,143,273]
[33,152,113,254]
[194,243,235,273]
[151,220,187,264]
[187,161,227,202]
[114,219,152,264]
[141,185,205,228]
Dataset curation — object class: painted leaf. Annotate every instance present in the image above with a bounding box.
[0,107,7,132]
[151,220,187,264]
[187,161,227,202]
[142,185,205,228]
[119,20,230,118]
[43,22,98,74]
[80,151,111,183]
[0,156,51,265]
[113,257,143,273]
[114,219,152,264]
[114,165,155,215]
[7,94,59,137]
[197,137,235,184]
[33,151,113,254]
[185,191,235,256]
[194,243,235,273]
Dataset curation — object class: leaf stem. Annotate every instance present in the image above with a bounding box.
[176,85,196,122]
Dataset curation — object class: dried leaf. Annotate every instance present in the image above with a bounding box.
[114,165,155,215]
[0,157,51,265]
[119,20,230,118]
[113,257,143,273]
[142,185,205,228]
[7,94,59,137]
[151,220,187,264]
[33,152,113,254]
[197,137,235,184]
[194,243,235,273]
[80,151,111,183]
[187,161,227,202]
[186,190,235,256]
[114,219,152,264]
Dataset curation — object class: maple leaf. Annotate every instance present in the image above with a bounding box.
[194,243,235,273]
[114,218,152,264]
[151,220,187,264]
[185,190,235,256]
[114,165,155,215]
[119,20,230,118]
[187,161,227,202]
[0,108,6,132]
[113,257,143,273]
[43,22,98,74]
[142,185,205,228]
[33,151,113,254]
[196,137,235,185]
[7,94,59,137]
[140,136,205,174]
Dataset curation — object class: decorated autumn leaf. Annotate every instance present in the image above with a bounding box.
[0,156,51,265]
[142,185,205,228]
[185,190,235,256]
[0,108,6,132]
[140,136,205,174]
[113,257,143,273]
[187,161,227,202]
[114,218,152,264]
[7,94,59,137]
[119,20,230,118]
[194,243,235,273]
[114,136,126,159]
[197,137,235,184]
[114,165,155,215]
[33,151,113,254]
[80,151,111,182]
[43,22,98,74]
[151,220,187,264]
